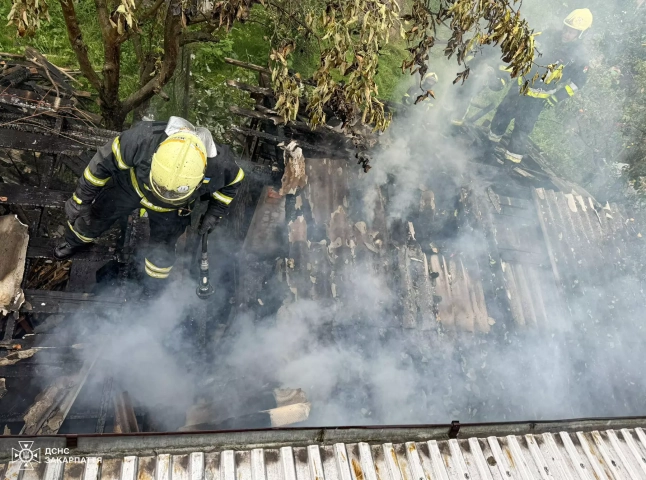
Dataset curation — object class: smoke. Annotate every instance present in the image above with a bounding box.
[33,0,646,433]
[199,21,646,426]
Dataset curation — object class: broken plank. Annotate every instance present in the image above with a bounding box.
[24,47,76,91]
[0,52,26,59]
[0,183,69,208]
[22,290,125,314]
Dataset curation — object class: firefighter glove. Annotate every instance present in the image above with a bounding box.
[199,213,221,235]
[65,196,91,223]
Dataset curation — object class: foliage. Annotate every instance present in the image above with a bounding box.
[402,0,540,89]
[6,0,50,37]
[303,0,400,130]
[270,41,302,122]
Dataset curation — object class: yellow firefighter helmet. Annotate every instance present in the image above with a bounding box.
[150,131,207,205]
[563,8,593,32]
[421,72,439,90]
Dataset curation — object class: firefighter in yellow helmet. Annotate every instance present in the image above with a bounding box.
[488,9,593,164]
[55,116,244,293]
[402,72,438,107]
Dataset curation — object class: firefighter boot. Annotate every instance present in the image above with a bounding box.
[53,241,87,260]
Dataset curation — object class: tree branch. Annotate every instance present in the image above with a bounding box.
[140,0,166,23]
[180,32,220,45]
[121,0,182,114]
[180,25,220,46]
[268,1,319,40]
[58,0,102,92]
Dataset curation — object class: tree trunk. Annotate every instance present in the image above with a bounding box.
[60,0,186,130]
[133,53,158,121]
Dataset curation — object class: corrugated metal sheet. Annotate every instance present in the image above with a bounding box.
[4,427,646,480]
[533,188,646,322]
[466,187,563,329]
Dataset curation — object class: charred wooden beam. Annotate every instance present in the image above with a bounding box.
[22,290,126,314]
[0,127,92,156]
[0,111,114,145]
[0,183,69,208]
[24,47,77,94]
[1,313,18,343]
[0,86,73,113]
[0,65,32,87]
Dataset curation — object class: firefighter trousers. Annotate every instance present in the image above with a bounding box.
[65,175,191,286]
[490,88,545,157]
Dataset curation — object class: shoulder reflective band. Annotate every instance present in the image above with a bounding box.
[526,90,550,99]
[145,258,172,278]
[72,193,83,204]
[129,169,175,213]
[565,83,578,96]
[67,221,94,243]
[83,167,110,187]
[213,191,233,205]
[227,168,245,186]
[112,137,129,170]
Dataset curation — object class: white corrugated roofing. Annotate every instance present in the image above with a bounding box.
[4,427,646,480]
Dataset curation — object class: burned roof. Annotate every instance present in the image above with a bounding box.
[0,52,646,435]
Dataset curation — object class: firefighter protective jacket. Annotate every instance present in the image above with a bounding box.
[73,117,244,217]
[521,30,590,103]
